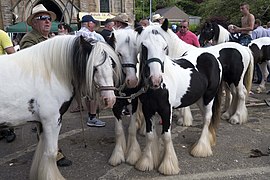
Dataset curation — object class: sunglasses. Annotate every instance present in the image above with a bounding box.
[35,15,52,21]
[179,26,187,28]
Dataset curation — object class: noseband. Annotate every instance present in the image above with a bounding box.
[146,58,164,73]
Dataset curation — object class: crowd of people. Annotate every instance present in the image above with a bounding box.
[1,1,270,169]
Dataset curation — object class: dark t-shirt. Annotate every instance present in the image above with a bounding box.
[100,29,112,43]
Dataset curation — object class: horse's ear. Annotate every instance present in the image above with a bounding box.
[107,33,115,49]
[161,18,169,31]
[135,26,144,34]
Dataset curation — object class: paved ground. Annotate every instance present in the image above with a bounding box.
[0,84,270,180]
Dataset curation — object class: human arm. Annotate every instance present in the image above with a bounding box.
[234,14,255,33]
[0,30,15,54]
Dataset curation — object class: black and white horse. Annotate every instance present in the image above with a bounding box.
[0,35,122,180]
[199,21,270,93]
[132,25,223,175]
[146,19,254,125]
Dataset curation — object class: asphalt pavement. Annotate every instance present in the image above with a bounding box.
[0,84,270,180]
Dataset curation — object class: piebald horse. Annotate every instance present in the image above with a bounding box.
[199,21,270,93]
[147,19,254,125]
[0,35,121,180]
[134,25,223,175]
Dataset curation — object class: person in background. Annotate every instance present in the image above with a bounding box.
[58,23,71,35]
[176,19,200,47]
[76,15,107,127]
[112,13,133,29]
[19,4,72,167]
[139,18,149,28]
[100,18,114,43]
[230,2,255,46]
[152,14,164,24]
[0,29,16,143]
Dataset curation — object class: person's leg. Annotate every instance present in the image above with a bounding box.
[86,99,105,127]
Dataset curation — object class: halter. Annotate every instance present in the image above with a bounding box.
[122,63,137,72]
[146,58,164,73]
[92,51,117,92]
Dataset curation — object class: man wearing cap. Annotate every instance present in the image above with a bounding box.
[100,18,114,43]
[76,15,107,127]
[20,4,56,49]
[112,13,133,29]
[76,15,105,42]
[19,4,72,167]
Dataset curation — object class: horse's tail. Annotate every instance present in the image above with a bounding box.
[209,81,223,145]
[243,48,254,95]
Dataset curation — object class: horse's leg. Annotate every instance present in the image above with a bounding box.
[256,62,268,93]
[221,82,233,120]
[228,83,248,124]
[176,107,193,127]
[135,104,159,172]
[109,118,126,166]
[191,100,214,157]
[222,84,236,121]
[30,117,64,180]
[158,106,180,175]
[126,101,142,165]
[137,100,146,136]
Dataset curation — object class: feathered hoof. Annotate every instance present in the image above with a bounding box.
[190,142,213,157]
[228,117,240,125]
[126,150,141,165]
[108,152,125,166]
[221,112,230,120]
[135,157,154,172]
[158,159,180,175]
[256,86,265,93]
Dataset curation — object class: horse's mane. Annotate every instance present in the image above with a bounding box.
[15,35,76,85]
[217,25,231,44]
[13,35,122,98]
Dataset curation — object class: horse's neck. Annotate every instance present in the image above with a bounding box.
[167,32,197,58]
[217,25,230,44]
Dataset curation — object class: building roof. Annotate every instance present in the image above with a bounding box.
[155,6,189,22]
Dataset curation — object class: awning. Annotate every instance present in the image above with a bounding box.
[78,12,115,22]
[6,21,78,33]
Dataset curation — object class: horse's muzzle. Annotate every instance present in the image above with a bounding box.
[149,75,163,90]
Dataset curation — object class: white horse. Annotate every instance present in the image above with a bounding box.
[106,28,145,166]
[0,35,121,180]
[141,20,254,125]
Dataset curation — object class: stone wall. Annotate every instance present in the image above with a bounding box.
[0,0,134,30]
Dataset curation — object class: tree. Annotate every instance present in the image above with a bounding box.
[198,0,270,26]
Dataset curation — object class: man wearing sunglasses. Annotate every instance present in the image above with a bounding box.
[20,4,72,167]
[20,4,56,49]
[176,19,200,47]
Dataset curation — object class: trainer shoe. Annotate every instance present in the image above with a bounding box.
[87,117,106,127]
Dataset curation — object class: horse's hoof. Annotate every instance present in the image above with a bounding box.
[228,118,239,125]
